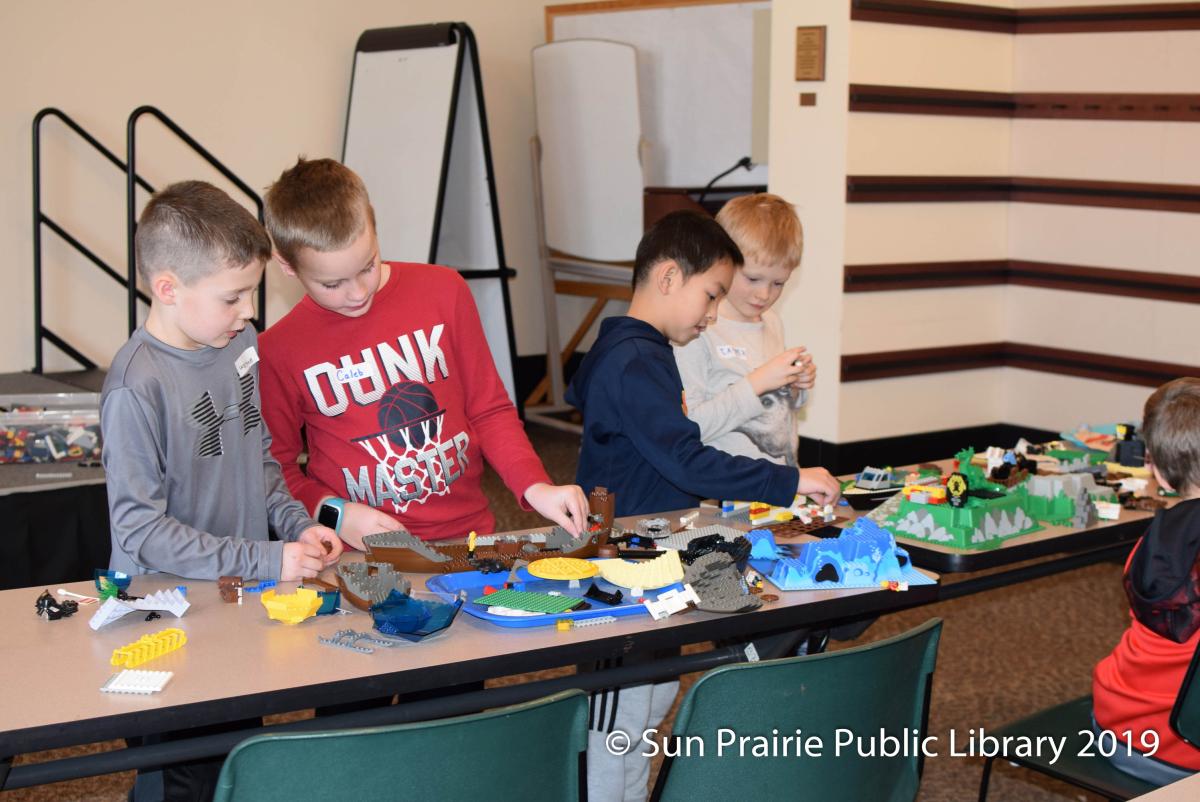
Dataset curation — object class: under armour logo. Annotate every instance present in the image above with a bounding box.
[190,373,262,458]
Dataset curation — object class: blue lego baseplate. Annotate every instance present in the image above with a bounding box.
[426,563,684,628]
[746,519,936,592]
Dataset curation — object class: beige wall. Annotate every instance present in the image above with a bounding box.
[1,0,555,374]
[767,0,851,442]
[836,0,1200,443]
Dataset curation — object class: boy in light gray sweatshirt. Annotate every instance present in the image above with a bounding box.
[102,181,340,582]
[674,193,827,478]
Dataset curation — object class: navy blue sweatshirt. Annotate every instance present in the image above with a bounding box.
[566,316,799,517]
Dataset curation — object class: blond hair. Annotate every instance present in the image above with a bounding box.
[264,157,376,267]
[135,181,270,286]
[715,193,803,270]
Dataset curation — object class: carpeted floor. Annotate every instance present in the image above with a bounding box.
[3,424,1135,801]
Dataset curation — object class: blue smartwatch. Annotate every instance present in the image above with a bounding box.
[317,498,346,534]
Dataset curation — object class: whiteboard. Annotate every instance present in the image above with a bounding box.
[552,2,770,189]
[342,24,518,406]
[533,39,644,261]
[344,46,457,263]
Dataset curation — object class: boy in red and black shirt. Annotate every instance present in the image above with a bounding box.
[259,158,586,548]
[1093,377,1200,783]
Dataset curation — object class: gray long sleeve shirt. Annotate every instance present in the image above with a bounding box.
[673,310,808,467]
[101,327,316,580]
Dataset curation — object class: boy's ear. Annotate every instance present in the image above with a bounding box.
[274,250,298,278]
[654,259,679,295]
[150,271,180,305]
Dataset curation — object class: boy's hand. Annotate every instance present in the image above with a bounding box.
[748,347,811,395]
[791,351,817,390]
[524,482,589,537]
[281,541,326,581]
[298,525,343,566]
[798,467,841,506]
[338,502,407,551]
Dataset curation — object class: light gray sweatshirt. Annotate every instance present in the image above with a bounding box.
[673,309,807,467]
[101,327,315,580]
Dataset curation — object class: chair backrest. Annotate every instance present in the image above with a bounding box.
[532,39,644,262]
[1170,633,1200,747]
[214,689,588,802]
[653,618,943,802]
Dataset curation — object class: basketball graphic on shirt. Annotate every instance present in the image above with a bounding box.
[369,381,445,448]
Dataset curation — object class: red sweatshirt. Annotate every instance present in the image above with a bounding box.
[1093,541,1200,770]
[259,262,549,540]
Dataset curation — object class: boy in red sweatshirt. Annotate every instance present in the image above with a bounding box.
[259,158,586,547]
[1093,377,1200,783]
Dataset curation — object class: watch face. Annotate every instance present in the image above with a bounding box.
[318,504,340,530]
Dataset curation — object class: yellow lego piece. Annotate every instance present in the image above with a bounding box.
[260,587,322,625]
[527,557,599,581]
[596,550,683,590]
[556,618,573,631]
[111,628,187,668]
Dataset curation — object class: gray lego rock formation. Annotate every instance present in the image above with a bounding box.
[1026,473,1098,500]
[683,552,762,614]
[337,562,412,605]
[970,507,1036,545]
[890,511,956,543]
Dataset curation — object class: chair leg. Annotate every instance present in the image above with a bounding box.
[978,756,995,802]
[648,745,677,802]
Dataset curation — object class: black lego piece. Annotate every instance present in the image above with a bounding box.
[584,582,623,606]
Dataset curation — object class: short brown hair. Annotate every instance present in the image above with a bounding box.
[715,193,803,270]
[1142,377,1200,493]
[135,181,270,286]
[264,157,376,266]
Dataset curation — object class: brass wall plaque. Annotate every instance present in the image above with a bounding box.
[795,26,826,82]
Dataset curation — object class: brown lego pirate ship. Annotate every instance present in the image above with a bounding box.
[362,486,617,574]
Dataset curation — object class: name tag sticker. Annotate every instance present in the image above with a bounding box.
[235,347,259,377]
[335,362,377,385]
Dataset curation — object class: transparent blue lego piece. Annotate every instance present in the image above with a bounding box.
[370,589,463,642]
[315,588,340,615]
[93,569,131,592]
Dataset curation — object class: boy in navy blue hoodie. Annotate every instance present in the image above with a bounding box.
[566,211,840,802]
[567,210,838,516]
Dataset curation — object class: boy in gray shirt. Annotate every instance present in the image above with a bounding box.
[102,181,341,582]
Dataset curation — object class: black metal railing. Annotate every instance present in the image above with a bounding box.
[126,106,267,335]
[31,106,268,373]
[31,108,154,373]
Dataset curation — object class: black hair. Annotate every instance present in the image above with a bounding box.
[632,210,744,288]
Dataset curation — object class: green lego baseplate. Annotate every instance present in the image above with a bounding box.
[472,589,586,614]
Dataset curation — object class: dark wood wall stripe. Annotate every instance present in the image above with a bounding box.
[850,84,1014,117]
[849,84,1200,121]
[852,0,1016,32]
[842,342,1198,386]
[846,176,1200,213]
[844,259,1200,302]
[1018,3,1200,34]
[851,0,1200,34]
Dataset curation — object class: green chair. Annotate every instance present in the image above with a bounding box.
[978,637,1200,801]
[650,618,943,802]
[214,689,588,802]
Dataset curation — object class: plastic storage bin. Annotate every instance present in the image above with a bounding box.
[0,393,102,464]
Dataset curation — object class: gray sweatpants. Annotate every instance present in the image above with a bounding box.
[587,680,680,802]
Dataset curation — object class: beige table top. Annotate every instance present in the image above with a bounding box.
[0,512,939,755]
